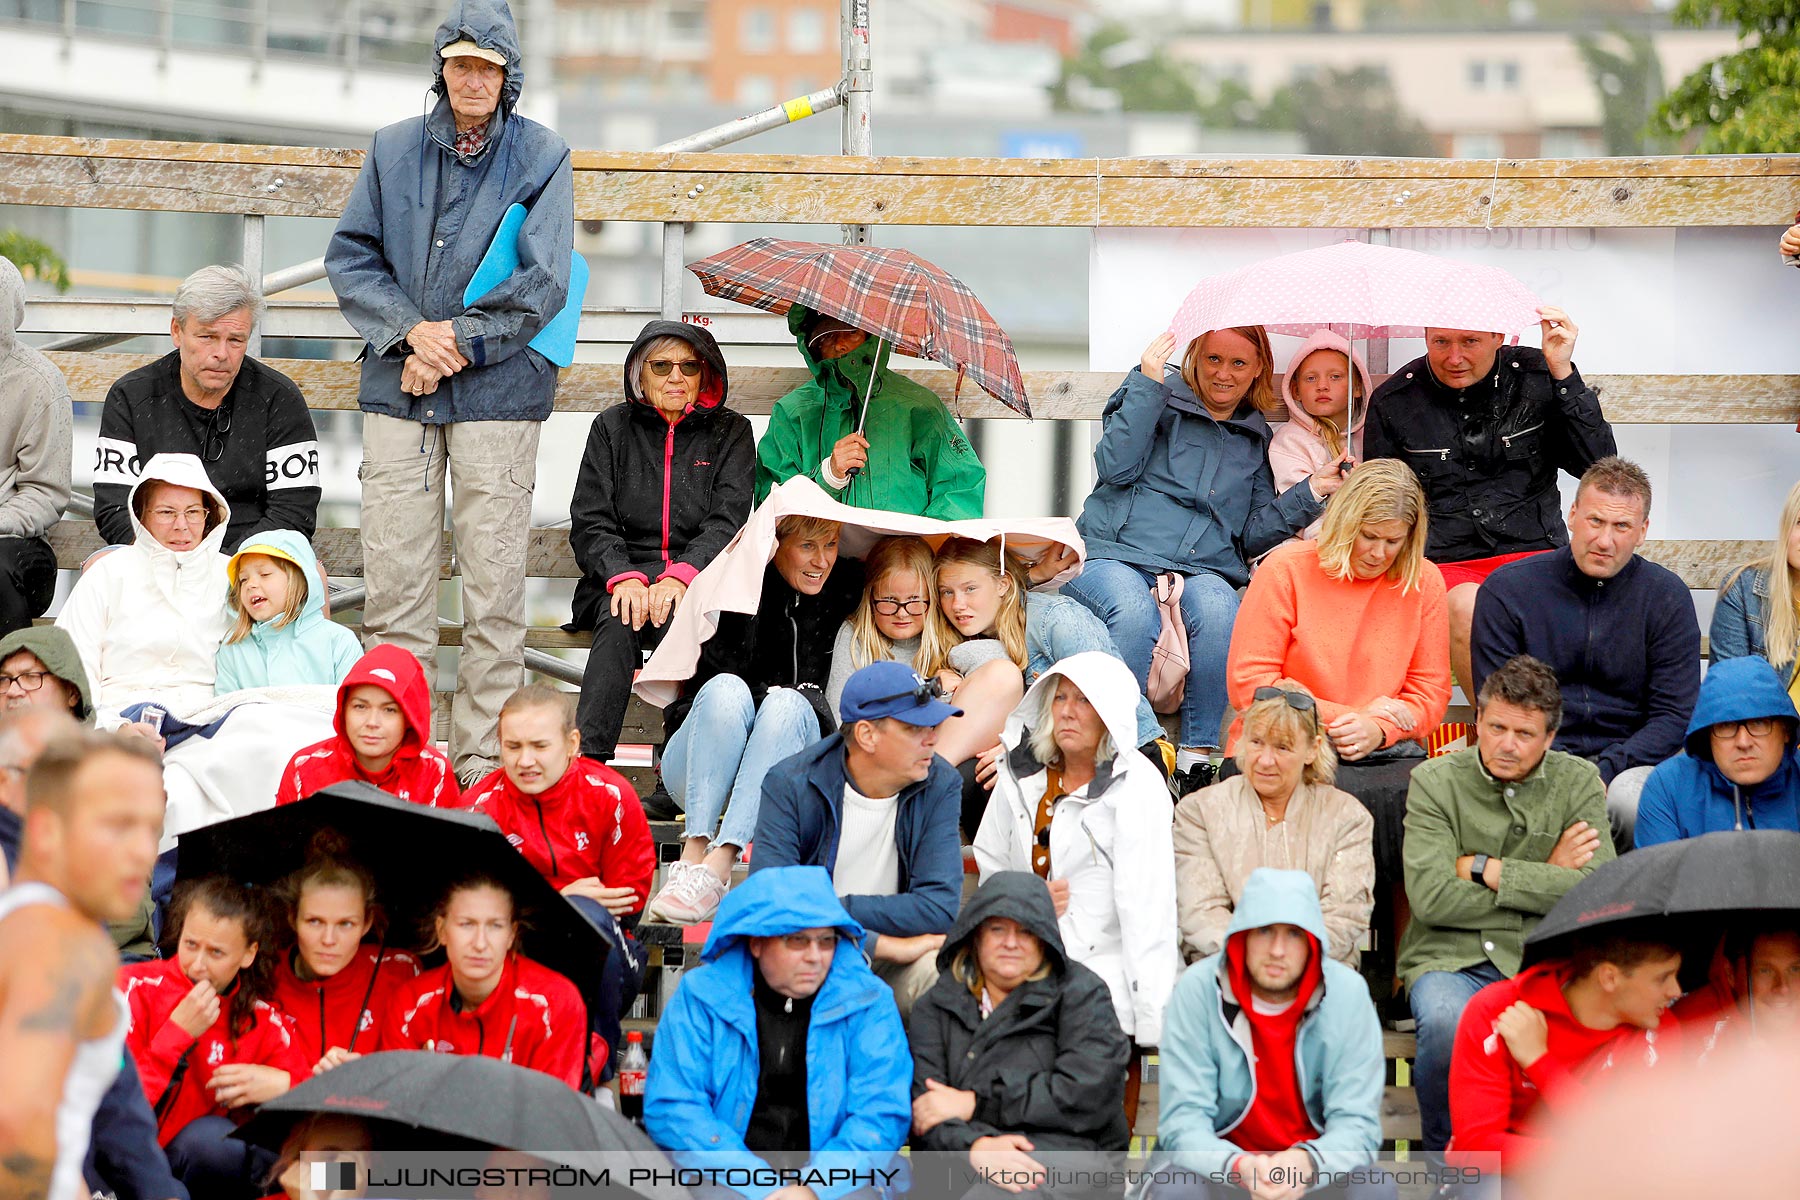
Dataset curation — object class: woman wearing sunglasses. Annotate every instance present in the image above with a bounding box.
[972,651,1180,1114]
[568,320,755,773]
[1173,685,1375,967]
[1225,460,1451,767]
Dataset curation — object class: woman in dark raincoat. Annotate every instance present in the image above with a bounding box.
[909,871,1132,1199]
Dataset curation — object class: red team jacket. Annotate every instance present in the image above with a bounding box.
[378,955,587,1089]
[464,758,655,910]
[277,644,456,808]
[1448,961,1679,1171]
[270,945,421,1069]
[118,957,310,1144]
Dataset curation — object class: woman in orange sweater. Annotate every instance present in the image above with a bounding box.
[1226,459,1451,763]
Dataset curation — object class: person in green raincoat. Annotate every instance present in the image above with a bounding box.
[755,307,987,518]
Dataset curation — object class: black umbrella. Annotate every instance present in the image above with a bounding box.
[175,781,610,1018]
[1523,829,1800,972]
[234,1050,689,1200]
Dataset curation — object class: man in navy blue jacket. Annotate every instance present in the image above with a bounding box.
[1471,456,1701,854]
[750,660,964,1017]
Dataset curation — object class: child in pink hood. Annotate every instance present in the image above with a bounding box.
[1268,331,1372,542]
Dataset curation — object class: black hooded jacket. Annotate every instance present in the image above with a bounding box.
[567,320,756,630]
[908,871,1132,1155]
[1362,345,1615,564]
[662,558,865,740]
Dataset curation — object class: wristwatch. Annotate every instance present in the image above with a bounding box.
[1471,853,1494,890]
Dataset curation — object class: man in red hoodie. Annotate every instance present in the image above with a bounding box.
[275,643,456,808]
[465,683,653,1079]
[1449,933,1682,1177]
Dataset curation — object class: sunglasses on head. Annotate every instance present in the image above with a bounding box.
[868,677,949,709]
[1253,686,1319,731]
[647,359,703,378]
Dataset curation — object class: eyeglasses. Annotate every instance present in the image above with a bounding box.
[0,671,49,692]
[1252,686,1320,732]
[148,506,208,527]
[1711,718,1782,740]
[867,677,949,709]
[202,402,233,463]
[779,932,839,952]
[871,597,930,616]
[647,359,703,378]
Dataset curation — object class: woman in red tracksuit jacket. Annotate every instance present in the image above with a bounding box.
[465,684,657,1080]
[270,841,419,1076]
[379,872,589,1089]
[276,643,456,808]
[463,686,656,911]
[119,877,310,1200]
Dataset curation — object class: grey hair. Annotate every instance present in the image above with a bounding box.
[629,334,702,397]
[171,263,266,329]
[1025,673,1115,768]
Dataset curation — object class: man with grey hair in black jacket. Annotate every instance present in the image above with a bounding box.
[92,262,318,551]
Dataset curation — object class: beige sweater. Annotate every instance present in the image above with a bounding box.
[1172,773,1376,967]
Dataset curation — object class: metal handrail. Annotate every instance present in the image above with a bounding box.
[39,256,329,353]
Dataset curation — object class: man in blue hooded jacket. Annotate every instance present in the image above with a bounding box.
[326,0,573,784]
[1156,868,1392,1200]
[644,865,911,1200]
[1634,655,1800,847]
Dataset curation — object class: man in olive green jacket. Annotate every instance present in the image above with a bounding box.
[1397,655,1613,1153]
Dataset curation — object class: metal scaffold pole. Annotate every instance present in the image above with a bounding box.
[840,0,872,246]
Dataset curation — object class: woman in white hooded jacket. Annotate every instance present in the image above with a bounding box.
[973,650,1182,1052]
[57,452,233,719]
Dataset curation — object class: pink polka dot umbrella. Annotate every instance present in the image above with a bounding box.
[1169,239,1545,345]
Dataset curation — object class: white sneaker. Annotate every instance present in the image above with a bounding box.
[649,862,728,925]
[643,862,698,923]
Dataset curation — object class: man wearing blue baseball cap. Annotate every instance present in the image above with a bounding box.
[749,659,966,1016]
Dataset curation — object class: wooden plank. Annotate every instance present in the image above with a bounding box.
[1639,540,1766,589]
[1383,1031,1418,1059]
[3,134,1797,227]
[48,353,1800,425]
[44,515,1765,591]
[1381,1085,1423,1142]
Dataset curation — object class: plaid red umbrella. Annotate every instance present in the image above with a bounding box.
[686,237,1031,417]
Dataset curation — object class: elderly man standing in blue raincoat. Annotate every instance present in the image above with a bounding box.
[326,0,573,783]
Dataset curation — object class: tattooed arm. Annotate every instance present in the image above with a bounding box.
[0,908,120,1200]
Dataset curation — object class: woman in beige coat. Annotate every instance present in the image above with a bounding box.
[1173,686,1375,966]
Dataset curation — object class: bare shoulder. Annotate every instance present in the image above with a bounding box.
[0,906,118,1038]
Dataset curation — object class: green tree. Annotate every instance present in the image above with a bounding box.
[0,230,71,291]
[1655,0,1800,152]
[1577,30,1671,155]
[1279,67,1439,156]
[1055,24,1200,112]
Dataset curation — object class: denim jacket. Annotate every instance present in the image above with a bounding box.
[1712,566,1796,684]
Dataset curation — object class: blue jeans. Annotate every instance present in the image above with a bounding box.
[166,1115,277,1200]
[663,675,821,850]
[1409,961,1506,1151]
[1061,558,1238,749]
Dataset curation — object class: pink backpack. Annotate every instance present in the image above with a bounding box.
[1146,572,1189,715]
